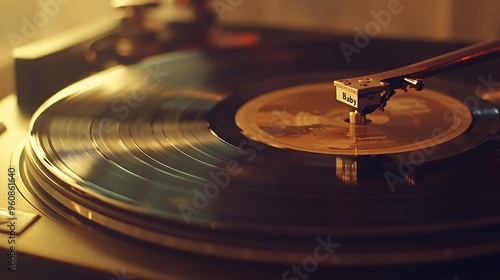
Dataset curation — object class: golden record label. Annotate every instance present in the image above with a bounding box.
[235,83,472,155]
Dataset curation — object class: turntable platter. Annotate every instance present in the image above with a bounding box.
[19,41,500,266]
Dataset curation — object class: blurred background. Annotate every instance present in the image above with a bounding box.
[0,0,499,99]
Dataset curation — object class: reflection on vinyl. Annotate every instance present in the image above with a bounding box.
[21,41,500,266]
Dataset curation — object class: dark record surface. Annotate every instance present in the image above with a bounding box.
[22,39,500,267]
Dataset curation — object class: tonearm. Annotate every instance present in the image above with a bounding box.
[333,39,500,124]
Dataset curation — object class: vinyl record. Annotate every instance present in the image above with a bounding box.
[21,40,500,266]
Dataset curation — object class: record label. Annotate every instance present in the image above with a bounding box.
[235,83,472,155]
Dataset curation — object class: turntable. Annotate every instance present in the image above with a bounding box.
[1,1,500,280]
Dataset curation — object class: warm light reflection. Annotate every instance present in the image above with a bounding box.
[404,175,416,187]
[336,157,357,185]
[479,90,500,104]
[71,201,82,214]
